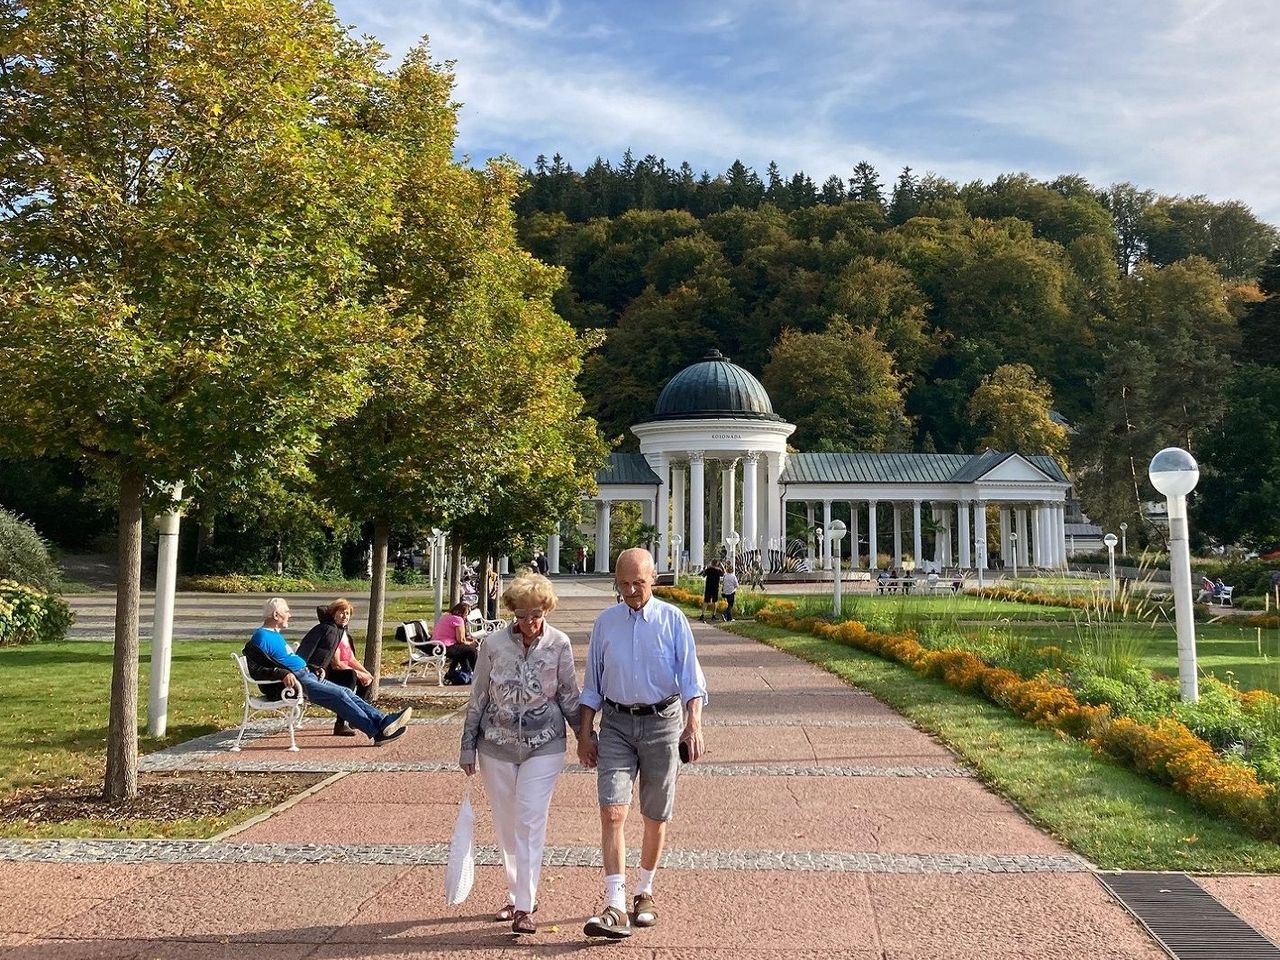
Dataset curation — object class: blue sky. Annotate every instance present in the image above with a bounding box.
[332,1,1280,224]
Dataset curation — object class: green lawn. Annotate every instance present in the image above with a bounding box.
[0,638,437,838]
[729,622,1280,871]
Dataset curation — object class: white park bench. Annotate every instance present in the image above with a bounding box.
[230,652,305,752]
[399,619,447,686]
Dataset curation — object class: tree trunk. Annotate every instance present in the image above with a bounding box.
[449,537,463,605]
[104,469,145,802]
[275,535,284,576]
[362,518,390,700]
[479,554,492,619]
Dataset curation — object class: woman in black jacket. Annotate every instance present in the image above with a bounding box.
[296,599,373,736]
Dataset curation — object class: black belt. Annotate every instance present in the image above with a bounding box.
[604,695,679,716]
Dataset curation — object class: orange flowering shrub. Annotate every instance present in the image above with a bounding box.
[654,586,725,612]
[754,599,1280,841]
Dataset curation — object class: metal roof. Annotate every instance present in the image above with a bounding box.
[596,452,661,486]
[642,349,783,423]
[779,451,1068,485]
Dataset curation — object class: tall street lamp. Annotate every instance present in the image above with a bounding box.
[1120,521,1128,557]
[724,530,740,569]
[1149,447,1200,702]
[828,520,847,618]
[1104,532,1119,600]
[975,539,986,589]
[1009,531,1019,582]
[431,527,446,620]
[671,534,682,578]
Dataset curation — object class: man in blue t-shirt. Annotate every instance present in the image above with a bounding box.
[245,598,412,745]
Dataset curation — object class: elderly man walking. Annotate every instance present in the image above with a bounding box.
[578,547,707,940]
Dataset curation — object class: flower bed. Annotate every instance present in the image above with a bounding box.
[752,603,1280,842]
[178,574,317,594]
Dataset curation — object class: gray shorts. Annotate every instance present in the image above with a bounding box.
[597,699,683,822]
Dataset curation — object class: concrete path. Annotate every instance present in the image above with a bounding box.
[11,587,1277,957]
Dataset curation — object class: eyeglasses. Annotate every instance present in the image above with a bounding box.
[513,609,545,621]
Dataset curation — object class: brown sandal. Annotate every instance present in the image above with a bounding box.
[495,902,537,922]
[512,909,537,934]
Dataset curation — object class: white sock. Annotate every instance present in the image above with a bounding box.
[604,873,627,912]
[635,865,656,897]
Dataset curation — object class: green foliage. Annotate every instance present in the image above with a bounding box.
[177,574,317,594]
[967,363,1068,467]
[0,507,61,591]
[0,580,73,646]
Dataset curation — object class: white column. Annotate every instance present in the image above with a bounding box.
[932,506,943,567]
[974,501,988,569]
[672,464,686,560]
[499,555,510,574]
[806,502,816,566]
[1014,508,1027,567]
[722,460,738,540]
[999,507,1011,564]
[653,453,669,572]
[912,500,923,571]
[148,483,184,737]
[765,452,783,556]
[867,499,879,571]
[1032,506,1045,567]
[688,453,705,569]
[742,451,759,549]
[958,500,971,568]
[892,504,903,569]
[547,533,561,574]
[942,505,954,567]
[595,501,611,574]
[850,501,860,569]
[822,500,833,569]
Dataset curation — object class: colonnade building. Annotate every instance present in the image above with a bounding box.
[573,349,1070,576]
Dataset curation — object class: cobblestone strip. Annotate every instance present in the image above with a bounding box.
[140,757,972,777]
[0,839,1089,873]
[139,716,465,771]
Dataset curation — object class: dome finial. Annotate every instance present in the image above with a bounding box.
[704,348,727,361]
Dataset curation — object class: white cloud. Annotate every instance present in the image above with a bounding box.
[334,0,1280,223]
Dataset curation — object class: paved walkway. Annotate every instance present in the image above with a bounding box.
[10,586,1280,957]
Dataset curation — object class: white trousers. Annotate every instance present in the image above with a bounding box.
[477,751,566,912]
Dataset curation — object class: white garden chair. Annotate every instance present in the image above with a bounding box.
[230,653,305,752]
[400,620,447,686]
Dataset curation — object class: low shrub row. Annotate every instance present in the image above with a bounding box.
[753,603,1280,842]
[178,573,317,594]
[968,586,1094,610]
[0,579,73,645]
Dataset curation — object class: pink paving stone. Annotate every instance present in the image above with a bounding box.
[2,942,316,960]
[43,864,405,943]
[239,769,1066,856]
[0,864,168,902]
[325,865,882,952]
[867,874,1165,959]
[0,899,102,938]
[1196,876,1280,944]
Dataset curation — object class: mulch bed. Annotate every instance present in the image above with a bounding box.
[0,771,325,826]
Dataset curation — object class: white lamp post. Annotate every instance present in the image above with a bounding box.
[1149,447,1200,702]
[828,520,847,617]
[671,534,682,578]
[1120,521,1128,557]
[1009,531,1018,582]
[975,539,986,589]
[1104,533,1119,600]
[724,530,740,569]
[148,481,184,737]
[431,527,445,620]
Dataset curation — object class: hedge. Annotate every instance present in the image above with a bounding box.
[0,579,73,645]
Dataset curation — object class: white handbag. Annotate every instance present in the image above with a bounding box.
[443,781,476,905]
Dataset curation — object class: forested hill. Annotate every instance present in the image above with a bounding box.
[512,154,1280,537]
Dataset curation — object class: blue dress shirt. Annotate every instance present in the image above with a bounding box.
[581,596,707,710]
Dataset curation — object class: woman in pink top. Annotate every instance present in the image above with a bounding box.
[432,601,479,676]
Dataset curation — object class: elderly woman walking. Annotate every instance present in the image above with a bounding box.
[459,574,582,935]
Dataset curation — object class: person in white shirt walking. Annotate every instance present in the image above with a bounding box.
[721,565,739,622]
[577,548,707,941]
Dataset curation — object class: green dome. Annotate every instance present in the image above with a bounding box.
[648,350,781,422]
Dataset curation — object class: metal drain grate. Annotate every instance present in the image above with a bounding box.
[1099,872,1280,959]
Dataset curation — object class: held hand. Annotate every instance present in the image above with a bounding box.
[461,763,475,776]
[680,724,705,763]
[577,736,599,769]
[283,673,299,691]
[356,669,373,686]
